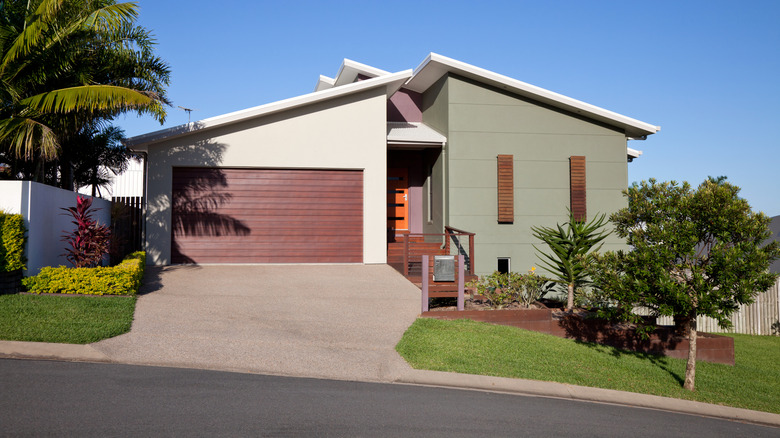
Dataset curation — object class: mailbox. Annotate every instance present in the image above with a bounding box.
[433,255,455,282]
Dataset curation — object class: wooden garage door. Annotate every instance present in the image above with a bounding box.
[172,168,363,264]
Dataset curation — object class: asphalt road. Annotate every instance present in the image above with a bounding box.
[0,359,775,437]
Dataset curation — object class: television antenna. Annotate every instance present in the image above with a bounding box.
[177,106,197,123]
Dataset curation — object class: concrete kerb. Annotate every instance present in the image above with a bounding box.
[0,340,111,363]
[1,340,779,428]
[393,369,780,428]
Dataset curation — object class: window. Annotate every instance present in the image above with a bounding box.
[497,257,511,274]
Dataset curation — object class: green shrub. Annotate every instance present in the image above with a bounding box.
[23,251,145,296]
[0,212,27,272]
[468,268,551,308]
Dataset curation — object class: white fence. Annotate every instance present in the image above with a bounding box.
[655,278,780,336]
[0,181,111,276]
[77,159,144,199]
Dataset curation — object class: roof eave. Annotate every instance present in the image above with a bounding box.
[332,58,391,87]
[314,75,335,92]
[407,53,660,138]
[627,146,643,159]
[127,70,412,148]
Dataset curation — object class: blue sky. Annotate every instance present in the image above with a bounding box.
[120,1,780,216]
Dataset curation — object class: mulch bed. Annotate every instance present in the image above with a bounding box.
[422,297,735,365]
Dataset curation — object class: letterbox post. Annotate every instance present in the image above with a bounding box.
[421,255,429,313]
[458,255,465,311]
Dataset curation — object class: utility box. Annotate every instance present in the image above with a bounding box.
[433,255,455,282]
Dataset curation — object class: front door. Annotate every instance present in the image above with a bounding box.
[387,168,409,232]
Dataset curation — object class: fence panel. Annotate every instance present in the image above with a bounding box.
[654,279,780,335]
[111,196,144,263]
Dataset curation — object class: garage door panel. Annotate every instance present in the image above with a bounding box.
[172,168,363,264]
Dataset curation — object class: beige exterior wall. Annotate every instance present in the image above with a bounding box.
[143,88,388,265]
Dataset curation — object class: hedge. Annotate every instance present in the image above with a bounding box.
[0,212,26,272]
[23,252,145,296]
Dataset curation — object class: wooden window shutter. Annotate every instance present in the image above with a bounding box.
[569,156,586,222]
[497,155,514,223]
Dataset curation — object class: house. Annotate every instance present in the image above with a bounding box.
[126,53,659,277]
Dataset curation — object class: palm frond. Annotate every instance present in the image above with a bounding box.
[21,84,154,113]
[0,116,59,159]
[82,3,139,33]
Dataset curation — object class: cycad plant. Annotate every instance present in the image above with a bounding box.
[531,210,611,310]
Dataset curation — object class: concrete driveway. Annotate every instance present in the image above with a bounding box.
[93,264,421,381]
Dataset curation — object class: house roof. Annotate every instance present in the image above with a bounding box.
[627,147,643,161]
[314,59,391,91]
[405,53,660,139]
[128,53,659,149]
[387,122,447,146]
[127,69,412,148]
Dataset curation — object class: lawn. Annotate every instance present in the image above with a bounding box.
[396,318,780,414]
[0,293,136,344]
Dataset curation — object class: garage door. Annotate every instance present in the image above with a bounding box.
[171,168,363,264]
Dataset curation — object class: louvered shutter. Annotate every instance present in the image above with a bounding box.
[569,156,586,221]
[497,155,514,223]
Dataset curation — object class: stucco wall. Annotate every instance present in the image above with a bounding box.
[142,88,388,265]
[427,74,629,276]
[0,181,111,275]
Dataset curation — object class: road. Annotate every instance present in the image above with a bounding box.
[0,359,775,437]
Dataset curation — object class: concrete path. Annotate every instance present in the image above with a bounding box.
[92,264,421,381]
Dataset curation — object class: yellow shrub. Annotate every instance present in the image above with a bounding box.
[23,252,145,296]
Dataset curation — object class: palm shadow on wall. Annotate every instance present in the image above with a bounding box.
[171,168,251,263]
[145,128,250,264]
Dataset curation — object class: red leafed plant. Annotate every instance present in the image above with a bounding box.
[62,196,111,268]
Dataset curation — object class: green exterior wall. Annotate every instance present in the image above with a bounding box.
[421,76,449,236]
[424,74,630,276]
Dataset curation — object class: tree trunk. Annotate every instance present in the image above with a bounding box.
[567,283,574,311]
[33,159,44,183]
[60,159,74,191]
[683,317,697,391]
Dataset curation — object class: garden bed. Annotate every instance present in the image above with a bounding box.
[421,301,734,365]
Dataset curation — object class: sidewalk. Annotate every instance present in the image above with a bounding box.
[1,339,778,428]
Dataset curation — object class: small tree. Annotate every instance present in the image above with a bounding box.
[62,196,111,268]
[590,179,780,391]
[531,210,611,310]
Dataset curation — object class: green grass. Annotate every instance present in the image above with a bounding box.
[0,293,136,344]
[396,318,780,414]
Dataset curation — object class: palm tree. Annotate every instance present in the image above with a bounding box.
[70,124,130,196]
[0,0,169,183]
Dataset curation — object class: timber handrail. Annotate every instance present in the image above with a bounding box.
[444,226,476,277]
[444,226,474,236]
[398,228,476,279]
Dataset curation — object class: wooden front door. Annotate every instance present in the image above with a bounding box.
[387,168,409,231]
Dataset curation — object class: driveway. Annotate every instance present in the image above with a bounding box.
[93,264,421,381]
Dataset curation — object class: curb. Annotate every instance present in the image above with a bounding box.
[394,369,780,428]
[2,340,778,428]
[0,340,111,363]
